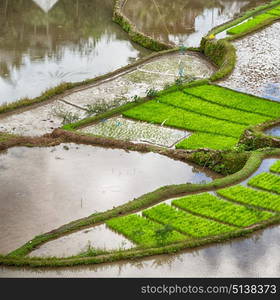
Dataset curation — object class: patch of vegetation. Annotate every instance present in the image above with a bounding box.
[176,133,238,151]
[172,193,274,227]
[157,91,270,126]
[123,100,247,138]
[143,203,236,238]
[270,160,280,173]
[106,214,186,247]
[184,85,280,118]
[248,172,280,194]
[227,13,279,35]
[218,185,280,212]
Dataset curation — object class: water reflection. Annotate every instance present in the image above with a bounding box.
[123,0,268,46]
[0,0,151,103]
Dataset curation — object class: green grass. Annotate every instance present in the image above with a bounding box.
[184,85,280,118]
[176,133,238,150]
[158,91,270,126]
[270,160,280,174]
[226,13,278,35]
[267,6,280,16]
[172,193,274,227]
[123,100,246,138]
[248,172,280,194]
[217,185,280,212]
[106,214,186,248]
[143,203,236,238]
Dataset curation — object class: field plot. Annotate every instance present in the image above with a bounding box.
[270,160,280,174]
[143,204,236,238]
[248,172,280,194]
[123,100,246,137]
[106,214,186,247]
[157,91,269,126]
[175,132,238,150]
[227,13,278,35]
[218,185,280,212]
[123,84,280,150]
[184,85,280,118]
[172,193,274,227]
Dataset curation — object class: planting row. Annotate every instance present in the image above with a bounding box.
[172,193,274,227]
[106,214,186,248]
[158,91,270,126]
[142,203,236,238]
[123,100,246,138]
[175,132,238,150]
[218,185,280,212]
[184,85,280,118]
[248,172,280,194]
[227,13,278,35]
[270,160,280,174]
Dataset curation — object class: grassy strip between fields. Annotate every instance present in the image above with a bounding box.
[248,172,280,194]
[142,203,236,238]
[106,214,186,247]
[217,185,280,212]
[184,85,280,118]
[123,101,246,138]
[270,160,280,173]
[172,193,275,227]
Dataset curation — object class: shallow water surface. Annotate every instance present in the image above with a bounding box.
[0,143,218,254]
[0,0,151,104]
[1,224,280,277]
[123,0,268,47]
[265,125,280,137]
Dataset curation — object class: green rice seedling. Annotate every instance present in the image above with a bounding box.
[267,7,280,16]
[184,85,280,118]
[248,172,280,194]
[143,204,236,238]
[123,101,246,138]
[158,92,270,125]
[217,185,280,212]
[172,193,274,227]
[106,214,186,248]
[176,133,238,150]
[226,13,278,35]
[270,160,280,174]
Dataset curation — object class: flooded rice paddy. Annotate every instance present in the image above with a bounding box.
[122,0,268,47]
[0,143,219,254]
[81,116,190,148]
[0,0,151,104]
[29,224,135,258]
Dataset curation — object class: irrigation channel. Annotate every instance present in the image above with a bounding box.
[1,0,280,277]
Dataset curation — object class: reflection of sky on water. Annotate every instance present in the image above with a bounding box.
[262,83,280,102]
[32,0,59,13]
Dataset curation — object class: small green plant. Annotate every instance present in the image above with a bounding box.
[146,88,158,98]
[132,95,141,103]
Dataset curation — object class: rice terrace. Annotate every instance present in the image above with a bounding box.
[0,0,280,277]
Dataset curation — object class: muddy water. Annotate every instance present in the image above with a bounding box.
[29,224,135,258]
[0,143,219,254]
[265,125,280,137]
[0,0,151,104]
[123,0,268,47]
[1,224,280,277]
